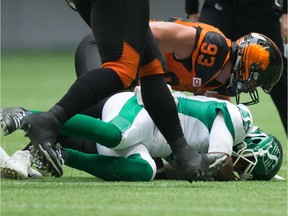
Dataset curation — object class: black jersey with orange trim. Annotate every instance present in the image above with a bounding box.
[163,17,232,94]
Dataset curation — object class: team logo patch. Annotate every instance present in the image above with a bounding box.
[193,77,202,87]
[237,106,252,133]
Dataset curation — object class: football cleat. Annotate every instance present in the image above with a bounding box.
[2,150,32,180]
[29,141,64,178]
[0,146,10,166]
[22,109,65,177]
[0,147,10,176]
[1,149,43,179]
[38,142,64,177]
[28,168,43,179]
[0,107,32,136]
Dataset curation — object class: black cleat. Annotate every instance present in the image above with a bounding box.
[29,143,63,177]
[38,142,64,177]
[0,107,32,136]
[23,110,64,177]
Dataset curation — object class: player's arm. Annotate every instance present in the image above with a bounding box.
[208,111,236,181]
[149,21,196,59]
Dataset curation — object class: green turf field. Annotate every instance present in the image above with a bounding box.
[1,53,287,216]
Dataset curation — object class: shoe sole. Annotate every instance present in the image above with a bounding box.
[38,143,63,177]
[2,166,27,180]
[28,169,43,179]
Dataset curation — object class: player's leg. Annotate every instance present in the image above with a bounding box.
[22,0,145,177]
[23,0,147,131]
[139,28,227,181]
[74,33,101,78]
[57,136,98,154]
[60,114,122,148]
[236,2,287,133]
[64,144,156,181]
[1,107,121,148]
[198,0,237,40]
[270,65,287,133]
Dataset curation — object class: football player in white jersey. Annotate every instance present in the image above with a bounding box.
[0,89,283,181]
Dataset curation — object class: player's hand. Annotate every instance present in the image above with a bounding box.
[174,145,228,182]
[202,153,229,179]
[174,144,203,182]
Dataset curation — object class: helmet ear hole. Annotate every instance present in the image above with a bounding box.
[258,41,269,49]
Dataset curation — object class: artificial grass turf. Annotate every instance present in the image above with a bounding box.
[1,53,287,216]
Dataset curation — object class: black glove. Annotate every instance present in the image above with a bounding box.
[172,140,228,182]
[174,144,205,182]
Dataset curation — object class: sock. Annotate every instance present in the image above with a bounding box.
[64,148,154,181]
[29,110,121,148]
[59,114,121,148]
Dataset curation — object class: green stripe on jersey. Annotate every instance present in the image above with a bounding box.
[177,97,235,140]
[110,96,143,132]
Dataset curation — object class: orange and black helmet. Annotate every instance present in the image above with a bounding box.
[227,33,283,105]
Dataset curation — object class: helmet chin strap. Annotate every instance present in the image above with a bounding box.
[226,53,260,105]
[226,55,241,96]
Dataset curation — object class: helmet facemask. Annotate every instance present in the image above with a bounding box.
[226,33,283,105]
[232,142,257,180]
[226,41,261,105]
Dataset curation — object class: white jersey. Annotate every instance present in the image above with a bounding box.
[97,91,253,161]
